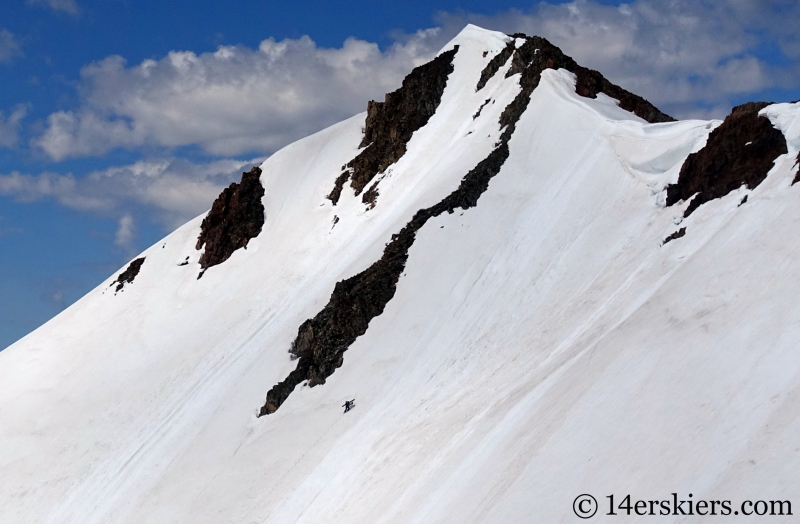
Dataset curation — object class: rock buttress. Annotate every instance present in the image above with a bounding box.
[196,166,265,276]
[666,102,788,217]
[111,257,145,293]
[662,227,686,245]
[327,172,350,205]
[505,35,675,124]
[329,47,459,205]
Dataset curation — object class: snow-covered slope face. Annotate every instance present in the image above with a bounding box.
[2,25,800,523]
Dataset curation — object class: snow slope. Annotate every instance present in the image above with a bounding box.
[2,25,800,523]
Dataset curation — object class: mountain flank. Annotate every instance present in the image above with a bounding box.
[259,31,675,415]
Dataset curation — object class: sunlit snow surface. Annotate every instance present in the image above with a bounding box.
[2,26,800,523]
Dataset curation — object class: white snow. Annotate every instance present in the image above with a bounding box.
[2,25,800,523]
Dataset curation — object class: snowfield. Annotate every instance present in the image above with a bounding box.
[2,25,800,523]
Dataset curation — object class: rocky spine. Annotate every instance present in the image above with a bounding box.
[328,47,459,206]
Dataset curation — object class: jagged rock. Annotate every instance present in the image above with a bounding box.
[332,33,671,210]
[261,136,518,416]
[666,102,788,217]
[362,183,379,209]
[792,152,800,185]
[663,227,686,245]
[111,257,145,293]
[476,41,515,91]
[327,172,350,205]
[196,166,265,276]
[472,98,491,119]
[504,36,674,124]
[329,47,459,204]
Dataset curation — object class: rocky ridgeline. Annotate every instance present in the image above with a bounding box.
[259,32,677,416]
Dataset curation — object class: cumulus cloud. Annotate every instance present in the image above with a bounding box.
[0,157,258,228]
[114,214,135,252]
[29,1,800,161]
[0,105,29,148]
[34,30,447,161]
[0,30,21,63]
[26,0,80,16]
[437,0,800,118]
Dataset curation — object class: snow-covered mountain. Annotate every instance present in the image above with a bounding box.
[2,25,800,523]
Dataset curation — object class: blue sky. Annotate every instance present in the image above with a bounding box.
[1,0,799,349]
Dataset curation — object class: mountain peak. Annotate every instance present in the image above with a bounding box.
[1,23,799,523]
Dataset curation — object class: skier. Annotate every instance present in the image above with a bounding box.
[342,399,355,413]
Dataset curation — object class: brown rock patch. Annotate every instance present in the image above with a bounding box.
[196,166,265,277]
[111,257,145,293]
[666,103,787,216]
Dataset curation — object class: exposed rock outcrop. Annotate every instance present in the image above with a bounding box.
[260,32,679,416]
[662,227,686,245]
[260,145,514,415]
[196,167,265,277]
[330,34,672,210]
[327,172,350,206]
[473,98,491,120]
[111,257,145,293]
[792,152,800,185]
[504,36,675,124]
[666,103,788,217]
[476,41,515,91]
[363,183,380,209]
[328,47,459,206]
[260,41,546,417]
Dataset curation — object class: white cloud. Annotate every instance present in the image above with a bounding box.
[34,30,447,161]
[0,30,21,63]
[26,0,80,16]
[114,214,135,252]
[29,1,800,161]
[0,105,29,148]
[0,157,259,228]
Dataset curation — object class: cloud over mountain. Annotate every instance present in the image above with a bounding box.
[33,1,800,163]
[0,157,258,228]
[34,30,446,161]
